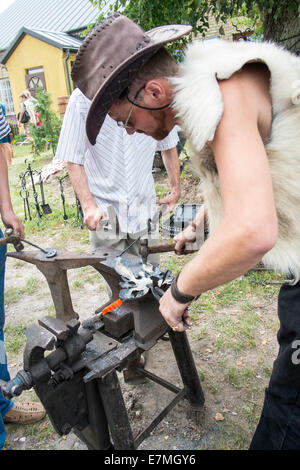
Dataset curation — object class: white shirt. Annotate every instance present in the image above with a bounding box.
[20,99,36,125]
[55,88,179,233]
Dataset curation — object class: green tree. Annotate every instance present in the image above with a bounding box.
[90,0,300,53]
[30,88,62,157]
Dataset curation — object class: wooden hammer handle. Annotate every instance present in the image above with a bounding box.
[147,241,199,255]
[147,241,176,254]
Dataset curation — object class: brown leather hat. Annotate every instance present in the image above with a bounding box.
[71,13,192,144]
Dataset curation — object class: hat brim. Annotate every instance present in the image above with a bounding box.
[86,24,192,144]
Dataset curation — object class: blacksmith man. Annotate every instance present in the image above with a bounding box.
[71,13,300,449]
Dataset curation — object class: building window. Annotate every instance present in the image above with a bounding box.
[0,78,15,115]
[26,67,46,96]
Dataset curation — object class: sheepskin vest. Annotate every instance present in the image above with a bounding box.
[171,39,300,280]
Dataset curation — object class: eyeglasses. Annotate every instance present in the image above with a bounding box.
[117,85,145,130]
[117,102,135,129]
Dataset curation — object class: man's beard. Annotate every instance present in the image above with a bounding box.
[148,109,169,140]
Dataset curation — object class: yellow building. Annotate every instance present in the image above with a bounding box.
[0,0,103,122]
[0,27,82,118]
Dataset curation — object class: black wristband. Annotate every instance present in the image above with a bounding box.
[170,274,196,304]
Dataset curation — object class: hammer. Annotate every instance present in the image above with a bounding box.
[0,228,24,252]
[139,238,201,264]
[139,238,176,264]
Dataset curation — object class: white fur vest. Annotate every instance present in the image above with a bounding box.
[171,39,300,279]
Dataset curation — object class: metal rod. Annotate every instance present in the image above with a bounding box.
[135,366,182,394]
[134,389,186,448]
[117,236,140,257]
[27,162,42,224]
[75,194,84,229]
[59,176,68,221]
[169,330,205,410]
[19,238,49,254]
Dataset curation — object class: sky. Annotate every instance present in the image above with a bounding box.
[0,0,15,15]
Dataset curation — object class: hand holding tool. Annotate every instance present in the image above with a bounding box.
[96,205,117,232]
[0,228,24,251]
[152,285,192,330]
[0,228,57,258]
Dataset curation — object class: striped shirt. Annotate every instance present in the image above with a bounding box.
[0,107,10,140]
[55,88,179,233]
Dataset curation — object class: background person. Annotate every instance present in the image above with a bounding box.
[55,87,180,262]
[0,107,45,450]
[18,91,36,144]
[0,103,12,166]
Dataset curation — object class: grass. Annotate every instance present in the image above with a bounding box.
[155,184,170,201]
[5,277,39,304]
[214,310,259,351]
[205,419,251,450]
[4,322,27,354]
[225,365,255,388]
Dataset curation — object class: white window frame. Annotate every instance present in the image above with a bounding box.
[0,78,15,115]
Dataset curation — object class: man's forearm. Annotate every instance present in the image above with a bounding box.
[177,218,265,297]
[67,162,97,212]
[67,162,106,230]
[0,144,13,215]
[0,144,25,236]
[161,148,180,197]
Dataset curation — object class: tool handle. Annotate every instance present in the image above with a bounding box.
[0,229,12,246]
[101,298,123,315]
[152,286,192,330]
[0,370,33,399]
[0,237,7,246]
[147,241,198,255]
[147,241,176,254]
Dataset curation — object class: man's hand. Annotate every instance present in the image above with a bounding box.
[173,224,196,254]
[174,205,206,254]
[83,206,107,231]
[158,190,180,214]
[159,287,191,332]
[2,210,25,238]
[67,163,106,231]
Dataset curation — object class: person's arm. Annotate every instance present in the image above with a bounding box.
[159,74,277,331]
[158,146,181,213]
[67,162,106,230]
[56,92,106,230]
[173,204,207,254]
[18,102,24,126]
[0,144,24,237]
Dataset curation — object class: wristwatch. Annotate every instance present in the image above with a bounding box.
[170,274,197,304]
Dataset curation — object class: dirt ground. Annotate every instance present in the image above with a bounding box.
[2,166,281,451]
